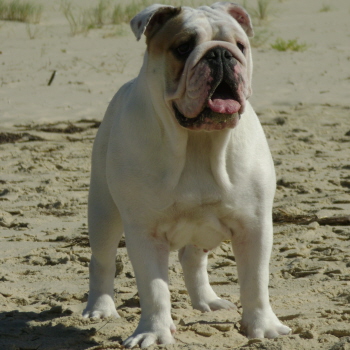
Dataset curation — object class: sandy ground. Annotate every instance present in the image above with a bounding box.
[1,0,350,349]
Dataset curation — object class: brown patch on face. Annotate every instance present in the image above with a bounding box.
[145,7,182,42]
[147,11,196,92]
[146,9,186,52]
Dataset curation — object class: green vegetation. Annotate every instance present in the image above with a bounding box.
[271,38,308,52]
[0,0,42,23]
[319,3,331,12]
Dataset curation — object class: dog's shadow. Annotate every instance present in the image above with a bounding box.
[0,308,116,350]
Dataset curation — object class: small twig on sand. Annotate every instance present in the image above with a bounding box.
[47,70,56,86]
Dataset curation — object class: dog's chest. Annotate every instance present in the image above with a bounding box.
[155,135,235,251]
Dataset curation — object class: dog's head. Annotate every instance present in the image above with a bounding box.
[131,2,254,131]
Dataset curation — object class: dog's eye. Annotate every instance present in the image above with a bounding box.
[176,42,193,56]
[237,42,245,54]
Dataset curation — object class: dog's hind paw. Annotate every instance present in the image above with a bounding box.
[82,294,120,319]
[194,297,236,312]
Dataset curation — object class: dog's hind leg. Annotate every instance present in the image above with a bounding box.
[179,244,236,312]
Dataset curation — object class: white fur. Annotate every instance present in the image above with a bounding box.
[83,3,291,348]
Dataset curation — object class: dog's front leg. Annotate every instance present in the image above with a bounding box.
[231,217,291,338]
[123,230,176,348]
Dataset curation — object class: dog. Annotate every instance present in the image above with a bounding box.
[83,2,291,347]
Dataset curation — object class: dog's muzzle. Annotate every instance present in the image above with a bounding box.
[173,46,244,131]
[204,46,242,115]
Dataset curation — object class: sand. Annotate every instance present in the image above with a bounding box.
[0,0,350,349]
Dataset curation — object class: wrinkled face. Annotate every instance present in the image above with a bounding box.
[147,6,253,132]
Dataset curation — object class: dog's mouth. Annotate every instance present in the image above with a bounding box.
[208,81,241,115]
[173,80,242,131]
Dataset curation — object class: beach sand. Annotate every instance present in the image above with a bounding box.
[1,0,350,349]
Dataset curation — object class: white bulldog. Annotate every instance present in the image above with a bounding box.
[83,2,291,348]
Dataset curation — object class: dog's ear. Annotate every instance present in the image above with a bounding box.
[211,2,254,37]
[131,5,182,41]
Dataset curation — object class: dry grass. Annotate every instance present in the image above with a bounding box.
[60,0,215,35]
[0,0,42,23]
[249,27,272,47]
[246,0,275,24]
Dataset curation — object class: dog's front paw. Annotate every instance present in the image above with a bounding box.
[241,307,291,339]
[123,319,176,348]
[82,294,120,319]
[194,297,236,312]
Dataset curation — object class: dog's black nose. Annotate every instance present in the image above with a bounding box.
[204,47,235,63]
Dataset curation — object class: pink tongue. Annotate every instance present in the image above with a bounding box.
[208,98,241,114]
